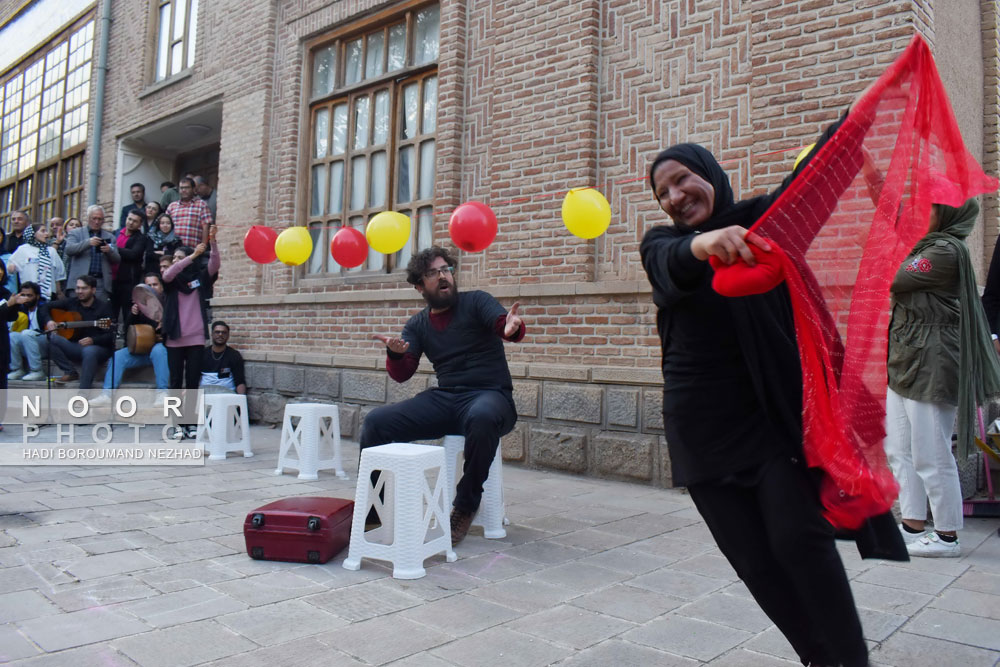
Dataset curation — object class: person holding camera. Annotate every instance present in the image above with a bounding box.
[63,205,120,300]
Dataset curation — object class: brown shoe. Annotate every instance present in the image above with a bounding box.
[54,372,79,385]
[450,508,473,546]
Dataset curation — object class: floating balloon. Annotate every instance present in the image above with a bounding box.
[793,143,816,170]
[274,226,313,266]
[449,201,498,252]
[330,226,369,268]
[243,225,278,264]
[366,211,411,254]
[561,188,611,239]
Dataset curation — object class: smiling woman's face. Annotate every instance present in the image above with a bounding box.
[652,160,715,228]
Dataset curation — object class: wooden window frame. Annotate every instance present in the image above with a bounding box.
[151,0,200,83]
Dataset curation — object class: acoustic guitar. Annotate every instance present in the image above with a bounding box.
[48,308,114,341]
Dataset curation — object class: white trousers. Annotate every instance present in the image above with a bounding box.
[883,387,963,531]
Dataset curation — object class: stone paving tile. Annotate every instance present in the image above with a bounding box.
[505,604,636,649]
[303,579,424,621]
[119,585,249,627]
[590,513,698,540]
[706,649,800,665]
[431,625,572,667]
[630,568,730,601]
[559,639,698,666]
[669,553,738,581]
[952,568,1000,595]
[500,540,591,565]
[398,592,520,637]
[0,623,41,661]
[5,643,140,666]
[217,598,345,646]
[548,527,641,551]
[529,561,629,593]
[130,560,242,593]
[144,521,234,543]
[211,570,327,606]
[729,626,798,663]
[930,587,1000,621]
[63,550,162,581]
[519,514,596,535]
[204,637,365,667]
[847,580,933,616]
[0,541,89,568]
[67,530,167,556]
[379,563,485,601]
[144,537,240,565]
[17,607,151,652]
[674,591,772,633]
[574,544,675,575]
[630,533,715,562]
[903,607,1000,650]
[468,574,579,613]
[316,614,453,665]
[79,514,162,533]
[854,564,956,595]
[868,630,1000,667]
[40,574,159,612]
[0,590,61,623]
[0,565,51,595]
[857,606,907,642]
[385,653,456,667]
[623,615,753,662]
[111,620,257,667]
[5,522,97,545]
[570,582,685,623]
[447,551,541,581]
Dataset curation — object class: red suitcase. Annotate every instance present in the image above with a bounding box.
[243,497,354,564]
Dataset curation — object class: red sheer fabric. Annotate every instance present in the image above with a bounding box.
[713,35,999,530]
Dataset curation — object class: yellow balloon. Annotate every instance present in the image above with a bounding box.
[561,188,611,239]
[274,226,313,266]
[793,143,816,170]
[366,211,411,254]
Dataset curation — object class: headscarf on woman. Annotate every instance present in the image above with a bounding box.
[22,224,53,299]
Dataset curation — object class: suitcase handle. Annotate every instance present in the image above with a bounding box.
[307,516,321,531]
[251,513,265,528]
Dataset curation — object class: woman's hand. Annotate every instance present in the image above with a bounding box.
[690,226,771,266]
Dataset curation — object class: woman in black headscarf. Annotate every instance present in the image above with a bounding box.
[640,115,900,667]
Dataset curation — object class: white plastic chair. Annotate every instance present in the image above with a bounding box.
[442,435,508,538]
[275,403,347,481]
[343,442,456,579]
[197,393,252,460]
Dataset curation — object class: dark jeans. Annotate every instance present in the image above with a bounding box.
[47,336,112,389]
[360,387,517,514]
[167,345,202,389]
[689,456,868,667]
[111,282,134,332]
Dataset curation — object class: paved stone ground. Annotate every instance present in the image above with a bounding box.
[0,424,998,666]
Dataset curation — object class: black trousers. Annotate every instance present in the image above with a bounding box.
[111,282,134,332]
[167,345,202,389]
[688,456,868,667]
[359,387,516,514]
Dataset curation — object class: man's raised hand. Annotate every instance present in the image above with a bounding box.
[373,334,409,355]
[504,302,522,338]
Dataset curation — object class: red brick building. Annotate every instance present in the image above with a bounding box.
[1,0,998,485]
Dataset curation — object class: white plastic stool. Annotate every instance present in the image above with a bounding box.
[275,403,347,481]
[442,435,508,538]
[197,393,252,460]
[343,443,456,579]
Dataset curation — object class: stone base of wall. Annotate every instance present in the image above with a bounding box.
[244,357,672,488]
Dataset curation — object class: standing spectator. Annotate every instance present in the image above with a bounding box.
[194,176,217,220]
[159,181,179,209]
[146,213,180,272]
[47,217,64,242]
[5,209,30,254]
[7,224,65,301]
[118,183,147,231]
[111,211,148,329]
[63,205,120,299]
[0,229,15,295]
[143,201,162,234]
[158,253,174,276]
[165,177,213,247]
[0,264,26,429]
[7,282,47,381]
[55,218,81,283]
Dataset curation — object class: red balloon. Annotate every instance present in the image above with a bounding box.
[330,226,369,268]
[449,201,498,252]
[244,225,278,264]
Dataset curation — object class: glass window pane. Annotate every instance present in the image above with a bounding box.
[369,151,386,208]
[171,41,183,75]
[373,90,389,145]
[367,213,385,270]
[156,4,170,80]
[419,139,435,200]
[344,38,362,85]
[348,216,365,272]
[312,46,336,98]
[332,103,348,154]
[313,107,329,158]
[387,23,405,71]
[414,6,440,65]
[328,160,344,213]
[417,206,433,250]
[311,164,327,217]
[401,83,418,139]
[397,145,414,204]
[187,0,199,69]
[422,76,437,134]
[350,156,366,210]
[353,96,369,150]
[365,31,384,79]
[173,0,187,39]
[308,223,324,274]
[396,208,412,269]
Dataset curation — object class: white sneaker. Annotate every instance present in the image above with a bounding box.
[22,370,46,381]
[89,394,112,407]
[153,392,167,408]
[907,532,960,558]
[898,523,929,545]
[7,369,25,380]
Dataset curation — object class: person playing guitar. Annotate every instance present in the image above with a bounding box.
[40,275,115,388]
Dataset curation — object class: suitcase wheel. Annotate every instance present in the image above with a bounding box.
[307,516,321,531]
[251,513,265,528]
[307,550,320,563]
[250,546,264,559]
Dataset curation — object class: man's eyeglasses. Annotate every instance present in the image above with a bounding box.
[423,266,455,280]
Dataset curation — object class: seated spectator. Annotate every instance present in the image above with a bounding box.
[40,275,114,388]
[112,211,148,329]
[165,177,213,247]
[7,282,47,381]
[93,273,168,405]
[118,183,147,231]
[146,213,180,272]
[7,224,66,301]
[200,320,245,394]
